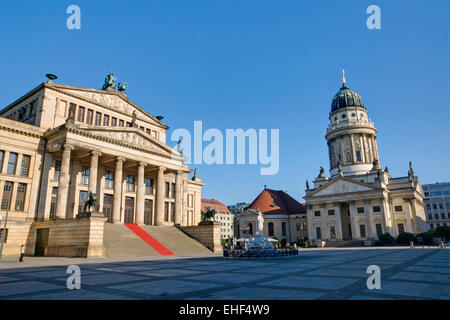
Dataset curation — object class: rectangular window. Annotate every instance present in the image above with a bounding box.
[165,182,170,197]
[428,214,433,220]
[0,229,8,243]
[119,119,124,127]
[86,109,93,124]
[164,202,169,221]
[432,204,438,210]
[357,207,365,214]
[372,205,381,213]
[398,223,405,233]
[105,171,114,189]
[375,224,383,236]
[81,166,90,185]
[103,114,110,126]
[330,226,336,238]
[78,191,88,214]
[14,183,27,211]
[359,224,366,237]
[50,187,58,219]
[315,227,321,239]
[356,151,361,162]
[126,122,132,127]
[95,112,102,125]
[0,150,4,172]
[126,175,135,192]
[7,152,18,175]
[111,117,117,126]
[145,178,153,195]
[328,209,335,216]
[146,128,151,135]
[20,155,31,177]
[394,205,403,212]
[54,160,61,180]
[296,223,300,231]
[1,182,13,210]
[314,211,321,217]
[77,106,85,122]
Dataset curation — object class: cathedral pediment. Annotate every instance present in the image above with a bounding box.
[308,177,380,197]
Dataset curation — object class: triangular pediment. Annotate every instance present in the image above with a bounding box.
[71,125,184,160]
[309,177,380,197]
[50,84,165,128]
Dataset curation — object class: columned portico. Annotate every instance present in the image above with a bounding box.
[55,144,74,219]
[113,156,125,223]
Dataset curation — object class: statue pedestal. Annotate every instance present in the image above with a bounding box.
[77,211,104,219]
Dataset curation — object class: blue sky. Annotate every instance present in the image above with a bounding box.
[0,0,449,205]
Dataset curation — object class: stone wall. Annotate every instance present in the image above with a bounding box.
[27,215,107,257]
[180,222,222,252]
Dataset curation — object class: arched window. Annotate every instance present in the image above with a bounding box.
[282,222,286,236]
[268,222,274,236]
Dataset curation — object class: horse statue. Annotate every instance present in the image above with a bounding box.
[83,191,98,214]
[201,208,216,223]
[102,71,116,90]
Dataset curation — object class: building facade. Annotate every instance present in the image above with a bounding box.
[423,182,450,229]
[304,73,427,245]
[227,202,250,216]
[235,188,308,242]
[201,198,233,239]
[0,74,204,255]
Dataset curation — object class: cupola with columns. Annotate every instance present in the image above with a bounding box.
[326,70,380,177]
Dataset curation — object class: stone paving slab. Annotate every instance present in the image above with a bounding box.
[0,248,449,300]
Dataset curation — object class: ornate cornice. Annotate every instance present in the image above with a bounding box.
[0,117,45,138]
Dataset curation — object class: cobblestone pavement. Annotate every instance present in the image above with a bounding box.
[0,248,449,300]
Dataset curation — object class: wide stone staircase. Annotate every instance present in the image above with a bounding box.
[103,223,213,258]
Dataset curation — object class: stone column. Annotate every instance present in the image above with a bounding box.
[155,166,166,225]
[364,199,374,238]
[88,151,102,195]
[135,161,147,225]
[55,144,74,219]
[174,170,183,225]
[306,205,315,240]
[112,157,125,223]
[381,196,393,235]
[320,203,328,240]
[334,202,343,240]
[403,198,415,234]
[348,201,357,239]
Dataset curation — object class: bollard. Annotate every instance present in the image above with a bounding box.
[409,241,414,248]
[439,241,445,249]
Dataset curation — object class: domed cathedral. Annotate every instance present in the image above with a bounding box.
[304,71,427,247]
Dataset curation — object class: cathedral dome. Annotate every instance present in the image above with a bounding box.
[331,70,365,112]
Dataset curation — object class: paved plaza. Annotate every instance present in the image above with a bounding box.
[0,248,449,300]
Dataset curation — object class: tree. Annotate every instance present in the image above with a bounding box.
[396,232,415,245]
[378,232,395,245]
[434,226,450,241]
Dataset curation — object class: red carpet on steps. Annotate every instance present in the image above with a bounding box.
[125,224,174,256]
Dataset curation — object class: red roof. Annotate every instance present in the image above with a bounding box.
[201,198,231,215]
[247,189,306,215]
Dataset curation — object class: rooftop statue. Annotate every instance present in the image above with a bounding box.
[102,70,116,90]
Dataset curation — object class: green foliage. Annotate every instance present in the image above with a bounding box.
[378,232,395,245]
[434,226,450,240]
[415,231,435,245]
[279,239,287,247]
[299,241,308,248]
[396,232,415,244]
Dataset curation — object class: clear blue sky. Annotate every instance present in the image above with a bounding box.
[1,0,449,205]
